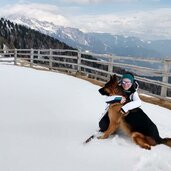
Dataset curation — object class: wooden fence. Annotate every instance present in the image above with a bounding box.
[0,48,171,99]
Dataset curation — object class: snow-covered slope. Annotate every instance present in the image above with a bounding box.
[0,64,171,171]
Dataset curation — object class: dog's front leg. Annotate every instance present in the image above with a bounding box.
[98,122,119,139]
[98,104,121,139]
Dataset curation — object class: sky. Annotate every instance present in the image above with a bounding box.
[0,63,171,171]
[0,0,171,39]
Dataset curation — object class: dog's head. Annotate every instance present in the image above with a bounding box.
[99,74,119,96]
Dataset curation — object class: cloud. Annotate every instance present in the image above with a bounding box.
[1,2,171,40]
[0,3,70,26]
[61,0,149,4]
[71,8,171,40]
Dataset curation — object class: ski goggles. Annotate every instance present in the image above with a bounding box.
[121,80,132,85]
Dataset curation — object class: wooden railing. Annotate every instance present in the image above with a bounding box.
[0,48,171,99]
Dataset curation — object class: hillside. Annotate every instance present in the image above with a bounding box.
[0,17,170,96]
[0,18,74,50]
[0,64,171,171]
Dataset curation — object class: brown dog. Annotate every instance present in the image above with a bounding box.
[98,75,171,150]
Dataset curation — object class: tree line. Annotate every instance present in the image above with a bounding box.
[0,18,74,50]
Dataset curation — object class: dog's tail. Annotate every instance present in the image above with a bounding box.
[161,138,171,148]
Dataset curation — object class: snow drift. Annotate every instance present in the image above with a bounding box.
[0,64,171,171]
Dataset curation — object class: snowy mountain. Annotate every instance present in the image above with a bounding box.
[6,15,171,58]
[0,18,74,50]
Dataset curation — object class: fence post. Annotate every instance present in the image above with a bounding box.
[30,48,34,67]
[14,49,17,65]
[77,50,81,72]
[37,49,40,60]
[161,59,170,97]
[49,48,52,70]
[108,54,113,78]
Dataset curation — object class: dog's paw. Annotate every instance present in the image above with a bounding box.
[139,143,151,150]
[97,134,109,139]
[143,144,151,150]
[97,135,103,139]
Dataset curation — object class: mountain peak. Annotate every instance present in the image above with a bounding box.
[5,15,171,58]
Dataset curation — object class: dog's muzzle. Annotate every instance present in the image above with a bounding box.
[98,88,109,96]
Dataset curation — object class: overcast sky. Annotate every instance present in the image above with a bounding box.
[1,0,171,40]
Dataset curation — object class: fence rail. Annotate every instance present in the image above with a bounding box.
[0,48,171,99]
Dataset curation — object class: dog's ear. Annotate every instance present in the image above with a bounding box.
[112,74,117,82]
[110,75,113,80]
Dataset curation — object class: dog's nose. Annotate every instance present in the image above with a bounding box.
[98,88,102,94]
[99,88,105,95]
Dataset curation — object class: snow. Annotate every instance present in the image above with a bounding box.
[0,64,171,171]
[0,57,14,64]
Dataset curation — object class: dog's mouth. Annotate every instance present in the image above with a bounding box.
[98,88,109,96]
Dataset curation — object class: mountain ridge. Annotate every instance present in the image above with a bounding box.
[4,15,171,58]
[0,17,74,50]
